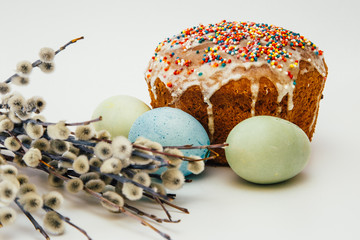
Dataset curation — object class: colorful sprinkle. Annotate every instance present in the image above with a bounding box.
[148,20,323,80]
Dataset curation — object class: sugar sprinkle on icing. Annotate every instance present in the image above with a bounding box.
[146,20,326,138]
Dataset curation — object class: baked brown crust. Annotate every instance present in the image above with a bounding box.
[148,60,327,165]
[145,21,327,165]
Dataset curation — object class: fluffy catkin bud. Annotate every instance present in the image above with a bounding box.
[16,60,33,75]
[18,183,37,197]
[42,191,64,210]
[122,182,143,201]
[163,148,183,168]
[96,130,111,140]
[112,136,132,160]
[39,62,55,73]
[161,169,185,190]
[8,94,25,112]
[79,172,100,184]
[7,111,21,124]
[16,174,29,185]
[89,157,102,168]
[68,144,80,156]
[62,151,77,161]
[72,155,89,174]
[0,82,10,95]
[66,178,83,193]
[39,47,55,62]
[25,123,44,139]
[145,140,163,152]
[150,183,167,196]
[75,125,95,140]
[47,121,70,140]
[22,148,41,167]
[31,114,46,122]
[100,157,122,174]
[43,211,65,235]
[19,192,43,212]
[50,139,69,155]
[187,156,205,175]
[4,136,21,151]
[130,154,153,165]
[26,96,46,113]
[85,179,105,193]
[31,138,50,151]
[101,191,124,212]
[47,174,64,187]
[0,154,6,164]
[0,207,17,226]
[11,75,29,86]
[133,172,151,187]
[17,134,32,146]
[0,164,18,177]
[100,174,112,185]
[14,109,30,120]
[94,141,113,160]
[0,155,6,165]
[0,118,14,132]
[0,180,19,205]
[119,157,131,169]
[134,136,152,146]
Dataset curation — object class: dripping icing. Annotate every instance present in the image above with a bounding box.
[146,21,327,138]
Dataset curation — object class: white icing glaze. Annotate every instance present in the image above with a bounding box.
[250,80,259,116]
[145,21,327,138]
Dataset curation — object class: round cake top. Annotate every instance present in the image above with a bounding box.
[145,20,327,118]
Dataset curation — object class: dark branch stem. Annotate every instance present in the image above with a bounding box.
[14,198,50,240]
[143,192,189,214]
[42,205,92,240]
[42,166,173,240]
[163,143,229,150]
[4,36,84,84]
[24,116,102,127]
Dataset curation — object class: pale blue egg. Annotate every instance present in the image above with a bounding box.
[128,107,210,176]
[225,116,311,184]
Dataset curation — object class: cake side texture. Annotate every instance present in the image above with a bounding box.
[145,21,328,165]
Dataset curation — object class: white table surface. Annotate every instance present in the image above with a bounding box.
[0,0,359,239]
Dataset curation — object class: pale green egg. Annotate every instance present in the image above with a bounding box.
[225,116,311,184]
[92,95,150,138]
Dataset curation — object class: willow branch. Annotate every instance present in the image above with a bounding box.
[4,36,84,84]
[24,116,102,127]
[14,198,50,240]
[43,166,172,240]
[42,205,92,240]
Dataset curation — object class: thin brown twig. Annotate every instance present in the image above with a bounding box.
[55,36,84,54]
[153,196,176,223]
[14,198,50,240]
[143,192,189,214]
[163,143,229,149]
[65,116,102,126]
[86,134,227,162]
[44,166,173,240]
[26,116,102,127]
[4,36,84,84]
[124,203,180,223]
[42,205,92,240]
[82,187,172,240]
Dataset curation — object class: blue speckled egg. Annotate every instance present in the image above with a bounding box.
[128,107,210,176]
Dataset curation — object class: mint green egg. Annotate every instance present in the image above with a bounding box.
[92,95,150,138]
[225,116,311,184]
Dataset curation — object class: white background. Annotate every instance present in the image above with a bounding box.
[1,0,360,239]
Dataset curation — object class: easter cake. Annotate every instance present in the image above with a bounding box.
[145,20,327,165]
